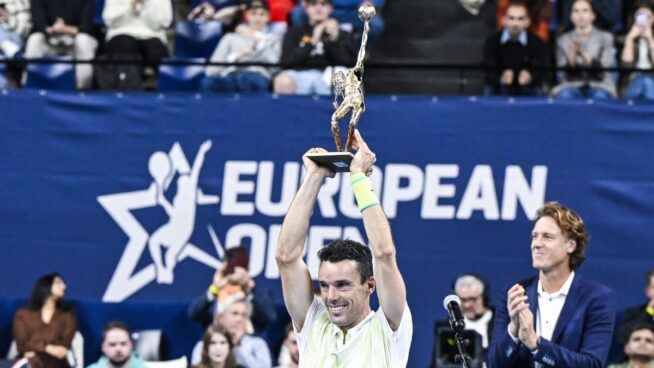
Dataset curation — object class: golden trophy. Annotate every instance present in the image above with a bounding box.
[307,3,376,173]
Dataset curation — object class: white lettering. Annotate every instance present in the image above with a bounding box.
[421,164,459,219]
[256,161,300,216]
[457,165,499,220]
[383,164,423,218]
[501,165,548,220]
[221,161,256,215]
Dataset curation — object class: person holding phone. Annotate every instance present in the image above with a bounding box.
[487,202,616,368]
[620,1,654,100]
[187,246,277,334]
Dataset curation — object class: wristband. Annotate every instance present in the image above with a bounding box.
[646,306,654,316]
[351,172,380,212]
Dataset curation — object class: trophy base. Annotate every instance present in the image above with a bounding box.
[307,152,355,173]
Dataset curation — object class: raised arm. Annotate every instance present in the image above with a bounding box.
[275,148,334,332]
[350,130,406,330]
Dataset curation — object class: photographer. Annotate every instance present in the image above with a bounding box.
[620,1,654,100]
[273,0,356,95]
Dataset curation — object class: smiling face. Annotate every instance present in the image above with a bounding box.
[318,260,374,330]
[531,216,577,275]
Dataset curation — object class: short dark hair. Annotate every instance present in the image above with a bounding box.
[304,0,332,5]
[103,321,131,341]
[628,323,654,341]
[27,273,67,311]
[317,239,373,283]
[535,202,589,271]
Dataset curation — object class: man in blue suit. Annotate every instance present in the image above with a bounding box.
[487,202,616,368]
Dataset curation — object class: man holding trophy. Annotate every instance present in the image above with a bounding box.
[275,5,413,367]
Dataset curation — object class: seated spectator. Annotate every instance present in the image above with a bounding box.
[274,323,298,368]
[290,0,385,44]
[23,0,97,90]
[187,246,276,333]
[496,0,552,41]
[0,0,30,59]
[192,296,272,367]
[273,0,356,95]
[551,0,617,99]
[483,0,550,96]
[619,1,654,100]
[87,321,146,368]
[98,0,172,90]
[203,0,281,92]
[192,324,241,368]
[12,273,77,368]
[557,0,621,33]
[608,324,654,368]
[616,269,654,345]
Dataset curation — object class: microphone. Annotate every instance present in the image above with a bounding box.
[443,294,465,332]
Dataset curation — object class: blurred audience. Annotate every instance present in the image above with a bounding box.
[609,324,654,368]
[187,246,276,333]
[12,273,77,368]
[496,0,552,41]
[483,0,550,96]
[98,0,172,90]
[24,0,97,89]
[551,0,616,99]
[557,0,621,33]
[274,323,298,368]
[616,269,654,346]
[0,0,30,59]
[290,0,385,44]
[192,324,242,368]
[87,321,146,368]
[273,0,356,95]
[203,0,281,92]
[192,296,272,367]
[619,1,654,100]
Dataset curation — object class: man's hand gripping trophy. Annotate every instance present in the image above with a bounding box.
[330,3,376,152]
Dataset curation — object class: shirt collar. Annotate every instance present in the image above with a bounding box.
[538,271,575,298]
[334,310,376,341]
[500,29,528,46]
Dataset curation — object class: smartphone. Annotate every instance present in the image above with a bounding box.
[636,11,650,28]
[223,248,249,275]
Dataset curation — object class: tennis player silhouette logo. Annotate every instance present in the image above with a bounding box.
[98,140,223,301]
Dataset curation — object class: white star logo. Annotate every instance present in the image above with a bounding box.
[98,141,223,302]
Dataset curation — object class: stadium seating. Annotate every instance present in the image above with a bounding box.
[158,58,206,92]
[24,57,76,90]
[174,21,223,59]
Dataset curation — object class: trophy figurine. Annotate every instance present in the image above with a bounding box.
[307,2,376,173]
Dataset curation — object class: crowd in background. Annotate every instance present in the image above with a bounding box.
[0,0,653,99]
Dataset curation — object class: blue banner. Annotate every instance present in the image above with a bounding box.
[1,91,653,367]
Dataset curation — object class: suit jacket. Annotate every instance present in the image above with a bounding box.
[487,274,616,368]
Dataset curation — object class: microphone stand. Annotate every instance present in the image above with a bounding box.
[453,330,471,368]
[449,317,471,368]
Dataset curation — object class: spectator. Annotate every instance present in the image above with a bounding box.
[192,296,272,367]
[609,324,654,368]
[483,0,550,96]
[487,202,616,367]
[274,323,299,368]
[0,0,30,59]
[290,0,385,44]
[616,269,654,346]
[187,246,276,334]
[87,321,146,368]
[12,273,77,368]
[98,0,172,90]
[273,0,356,95]
[496,0,552,41]
[619,1,654,100]
[192,324,241,368]
[551,0,617,99]
[203,0,281,92]
[557,0,621,32]
[23,0,97,90]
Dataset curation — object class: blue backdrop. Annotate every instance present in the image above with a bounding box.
[1,91,653,367]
